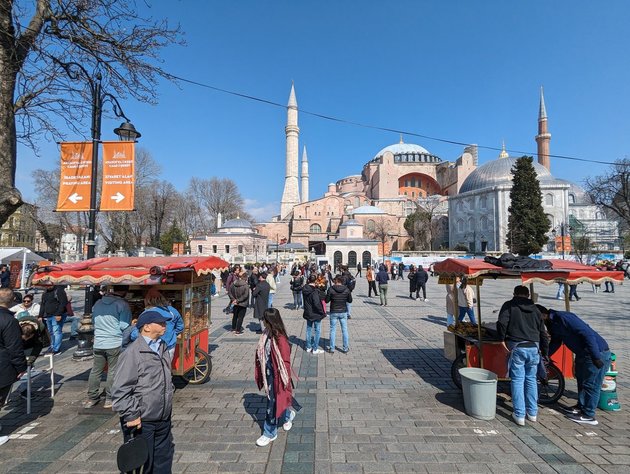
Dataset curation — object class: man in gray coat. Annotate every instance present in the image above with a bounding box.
[112,310,174,473]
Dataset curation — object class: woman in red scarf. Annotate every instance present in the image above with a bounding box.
[254,308,297,447]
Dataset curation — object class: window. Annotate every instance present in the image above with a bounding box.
[457,219,464,232]
[468,218,475,231]
[469,199,475,210]
[457,202,463,212]
[596,211,604,220]
[212,245,217,253]
[411,192,415,198]
[225,245,230,254]
[310,223,322,233]
[546,214,554,227]
[238,245,243,254]
[480,195,487,209]
[366,219,375,232]
[480,217,488,231]
[545,193,554,206]
[569,194,576,204]
[198,245,203,253]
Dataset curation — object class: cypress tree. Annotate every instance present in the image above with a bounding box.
[506,156,550,255]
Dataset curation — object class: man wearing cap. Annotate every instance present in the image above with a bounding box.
[83,285,131,409]
[112,310,174,473]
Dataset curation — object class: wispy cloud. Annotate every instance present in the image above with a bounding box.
[244,198,279,222]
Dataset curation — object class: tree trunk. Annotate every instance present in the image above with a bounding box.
[0,28,22,225]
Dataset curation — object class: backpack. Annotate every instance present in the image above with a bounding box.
[346,275,356,292]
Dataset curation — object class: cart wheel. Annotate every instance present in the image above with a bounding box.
[183,348,212,385]
[451,353,467,389]
[537,363,564,405]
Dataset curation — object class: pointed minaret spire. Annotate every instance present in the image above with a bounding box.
[301,146,309,203]
[280,83,301,219]
[538,86,547,120]
[499,140,509,159]
[535,86,551,171]
[399,134,404,144]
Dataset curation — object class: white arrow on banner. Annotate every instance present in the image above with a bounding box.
[68,193,83,204]
[111,192,125,203]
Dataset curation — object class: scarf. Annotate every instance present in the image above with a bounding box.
[256,328,291,396]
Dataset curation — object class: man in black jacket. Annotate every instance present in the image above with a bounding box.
[38,285,68,354]
[302,274,326,354]
[325,275,352,354]
[1,288,27,409]
[497,285,548,426]
[415,266,429,301]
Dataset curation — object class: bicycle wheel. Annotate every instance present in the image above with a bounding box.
[451,353,467,389]
[538,363,564,404]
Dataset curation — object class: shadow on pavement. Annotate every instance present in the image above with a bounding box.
[421,315,447,327]
[0,382,55,436]
[242,392,267,427]
[381,348,455,392]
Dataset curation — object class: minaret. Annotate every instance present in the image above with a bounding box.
[535,86,551,171]
[280,83,300,219]
[300,146,309,203]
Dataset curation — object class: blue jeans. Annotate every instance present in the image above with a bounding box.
[46,314,67,352]
[458,306,476,325]
[446,313,455,326]
[305,320,321,351]
[575,350,611,417]
[262,362,291,438]
[65,315,80,337]
[346,302,352,316]
[268,293,274,308]
[292,291,303,309]
[329,312,349,352]
[508,345,539,419]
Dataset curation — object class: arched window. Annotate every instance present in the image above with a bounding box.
[545,193,554,206]
[366,219,375,232]
[596,211,604,220]
[457,219,464,232]
[468,218,475,231]
[569,194,576,204]
[546,214,554,227]
[480,216,488,231]
[348,251,357,267]
[480,195,487,209]
[310,223,322,233]
[362,251,371,267]
[333,251,342,270]
[469,198,475,210]
[456,202,463,212]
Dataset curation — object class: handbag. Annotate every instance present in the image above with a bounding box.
[117,427,148,474]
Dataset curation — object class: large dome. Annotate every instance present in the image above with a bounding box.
[459,157,563,193]
[369,142,442,165]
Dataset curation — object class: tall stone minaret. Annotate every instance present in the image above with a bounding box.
[300,146,309,203]
[280,83,300,220]
[535,86,551,171]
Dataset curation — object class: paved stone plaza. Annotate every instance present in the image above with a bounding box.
[1,273,629,473]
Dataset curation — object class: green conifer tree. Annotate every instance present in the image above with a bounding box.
[506,156,550,255]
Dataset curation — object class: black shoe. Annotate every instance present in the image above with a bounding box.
[558,404,580,415]
[567,413,598,425]
[347,315,351,319]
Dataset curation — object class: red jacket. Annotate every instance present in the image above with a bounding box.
[255,333,293,419]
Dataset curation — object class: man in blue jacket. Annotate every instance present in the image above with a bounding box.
[536,305,610,426]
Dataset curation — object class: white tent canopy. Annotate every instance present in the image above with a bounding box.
[0,247,46,265]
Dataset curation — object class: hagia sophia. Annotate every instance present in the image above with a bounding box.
[191,85,617,266]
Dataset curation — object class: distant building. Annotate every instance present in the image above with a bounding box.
[0,203,37,250]
[190,217,268,263]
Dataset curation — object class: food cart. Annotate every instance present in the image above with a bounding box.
[32,256,229,384]
[435,258,624,403]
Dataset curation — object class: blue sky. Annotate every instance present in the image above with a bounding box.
[16,0,630,221]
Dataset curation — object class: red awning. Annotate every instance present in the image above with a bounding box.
[32,256,230,286]
[520,259,625,285]
[433,258,503,278]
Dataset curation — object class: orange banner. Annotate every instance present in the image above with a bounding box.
[56,142,93,211]
[555,236,572,253]
[100,141,135,211]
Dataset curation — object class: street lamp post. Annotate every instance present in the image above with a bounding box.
[552,223,571,260]
[62,62,140,359]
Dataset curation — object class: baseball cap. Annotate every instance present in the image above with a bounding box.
[136,310,170,328]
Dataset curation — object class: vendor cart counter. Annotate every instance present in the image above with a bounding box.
[444,331,574,379]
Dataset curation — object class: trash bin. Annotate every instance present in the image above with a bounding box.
[459,367,498,420]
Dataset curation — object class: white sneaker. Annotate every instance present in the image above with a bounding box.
[312,348,324,355]
[0,435,8,446]
[424,298,429,302]
[283,410,296,431]
[256,434,277,447]
[512,413,525,426]
[526,414,537,422]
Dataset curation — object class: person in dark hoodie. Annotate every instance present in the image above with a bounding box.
[376,264,390,306]
[536,304,610,426]
[228,272,250,335]
[497,285,548,427]
[325,275,352,354]
[38,285,69,354]
[302,274,326,354]
[415,265,429,302]
[252,272,271,333]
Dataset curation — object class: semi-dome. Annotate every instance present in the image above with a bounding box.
[352,205,386,215]
[459,157,563,194]
[219,218,253,233]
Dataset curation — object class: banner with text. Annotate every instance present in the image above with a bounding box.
[56,142,93,211]
[100,141,135,211]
